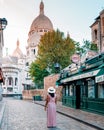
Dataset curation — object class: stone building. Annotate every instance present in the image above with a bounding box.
[26,0,53,64]
[2,40,26,96]
[23,0,53,89]
[1,0,54,96]
[56,9,104,115]
[90,9,104,52]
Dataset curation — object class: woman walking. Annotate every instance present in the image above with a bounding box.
[44,87,57,128]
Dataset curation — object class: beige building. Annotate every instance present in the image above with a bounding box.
[23,0,53,89]
[2,40,26,95]
[26,1,53,64]
[1,1,54,96]
[90,9,104,52]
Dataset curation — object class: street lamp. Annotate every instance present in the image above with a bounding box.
[0,18,8,30]
[54,62,60,73]
[0,18,7,65]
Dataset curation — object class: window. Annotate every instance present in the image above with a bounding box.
[62,87,66,96]
[70,85,73,96]
[88,79,95,98]
[98,84,104,98]
[34,49,35,54]
[26,62,29,66]
[8,77,13,86]
[65,85,69,96]
[31,49,36,55]
[15,78,18,86]
[94,29,97,40]
[44,30,47,32]
[39,29,43,32]
[69,84,75,96]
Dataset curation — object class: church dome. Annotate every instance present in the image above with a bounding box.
[29,1,53,35]
[12,39,24,58]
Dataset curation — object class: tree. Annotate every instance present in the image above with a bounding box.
[75,40,98,56]
[29,61,49,89]
[37,29,75,73]
[29,29,76,88]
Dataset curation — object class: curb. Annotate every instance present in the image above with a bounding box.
[34,101,104,130]
[0,101,6,127]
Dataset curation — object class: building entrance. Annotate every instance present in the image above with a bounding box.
[76,85,80,109]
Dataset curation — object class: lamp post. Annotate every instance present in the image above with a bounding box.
[0,18,8,65]
[54,62,60,73]
[0,18,7,100]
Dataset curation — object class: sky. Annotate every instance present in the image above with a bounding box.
[0,0,104,56]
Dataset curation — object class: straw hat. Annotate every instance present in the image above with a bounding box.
[48,87,56,93]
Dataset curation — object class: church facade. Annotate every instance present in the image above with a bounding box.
[1,1,54,96]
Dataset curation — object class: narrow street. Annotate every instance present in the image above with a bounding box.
[0,98,98,130]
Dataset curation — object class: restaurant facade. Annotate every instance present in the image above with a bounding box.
[57,53,104,115]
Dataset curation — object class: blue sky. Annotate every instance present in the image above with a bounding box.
[0,0,104,56]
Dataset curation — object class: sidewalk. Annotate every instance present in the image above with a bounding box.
[34,101,104,130]
[0,100,6,127]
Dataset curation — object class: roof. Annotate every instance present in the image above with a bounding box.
[29,1,53,34]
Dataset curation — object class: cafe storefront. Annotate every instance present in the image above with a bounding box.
[57,53,104,115]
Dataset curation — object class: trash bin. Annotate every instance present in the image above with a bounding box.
[33,95,41,101]
[33,96,35,101]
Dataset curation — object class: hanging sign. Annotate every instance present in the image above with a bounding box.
[71,54,80,63]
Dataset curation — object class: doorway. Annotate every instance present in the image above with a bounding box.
[76,85,80,109]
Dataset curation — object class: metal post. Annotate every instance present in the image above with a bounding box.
[0,18,7,66]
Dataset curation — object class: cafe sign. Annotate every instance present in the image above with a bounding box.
[95,75,104,83]
[71,54,80,63]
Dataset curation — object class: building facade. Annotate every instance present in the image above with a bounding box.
[57,52,104,115]
[1,1,54,95]
[56,9,104,115]
[23,0,53,89]
[2,40,25,96]
[90,9,104,52]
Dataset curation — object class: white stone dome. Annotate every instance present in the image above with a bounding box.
[29,1,53,35]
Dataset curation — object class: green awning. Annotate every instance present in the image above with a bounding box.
[98,63,104,68]
[95,68,104,83]
[56,79,61,86]
[96,68,104,76]
[61,69,100,83]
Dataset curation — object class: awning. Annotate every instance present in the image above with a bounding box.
[56,79,61,86]
[95,68,104,83]
[61,69,100,83]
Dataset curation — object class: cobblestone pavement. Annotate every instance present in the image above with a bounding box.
[35,101,104,130]
[0,98,98,130]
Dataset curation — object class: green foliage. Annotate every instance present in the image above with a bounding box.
[29,29,76,88]
[90,43,98,51]
[75,40,98,56]
[37,29,76,72]
[29,62,49,89]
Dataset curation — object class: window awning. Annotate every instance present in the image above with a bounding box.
[95,68,104,83]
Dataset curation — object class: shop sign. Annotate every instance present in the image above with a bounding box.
[95,75,104,83]
[61,69,100,83]
[71,54,80,63]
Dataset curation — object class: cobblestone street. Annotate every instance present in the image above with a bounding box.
[1,98,98,130]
